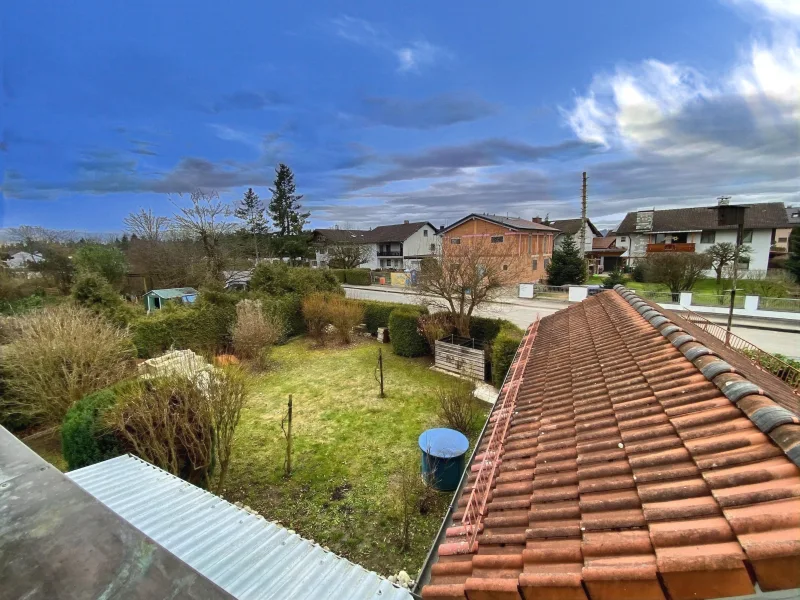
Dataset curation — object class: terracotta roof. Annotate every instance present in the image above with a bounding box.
[616,202,790,234]
[550,219,602,237]
[421,287,800,600]
[440,214,559,235]
[313,221,436,244]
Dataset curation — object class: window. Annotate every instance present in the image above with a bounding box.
[430,243,435,251]
[528,235,532,254]
[701,230,715,244]
[738,256,751,270]
[491,235,504,244]
[532,258,538,271]
[620,236,627,242]
[742,229,753,243]
[544,258,551,269]
[502,264,508,271]
[450,237,461,245]
[423,229,428,237]
[778,237,788,243]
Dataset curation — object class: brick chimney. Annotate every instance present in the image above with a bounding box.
[532,216,542,224]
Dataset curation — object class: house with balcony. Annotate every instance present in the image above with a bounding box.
[312,220,440,270]
[550,217,607,274]
[615,202,791,276]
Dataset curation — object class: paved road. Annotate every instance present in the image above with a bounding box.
[344,286,800,358]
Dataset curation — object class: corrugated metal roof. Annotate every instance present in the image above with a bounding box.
[67,455,413,600]
[145,287,199,299]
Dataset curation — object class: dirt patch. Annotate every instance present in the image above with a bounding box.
[331,482,352,501]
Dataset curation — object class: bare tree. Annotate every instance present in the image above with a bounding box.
[418,236,520,336]
[644,252,712,300]
[207,367,249,493]
[171,190,235,281]
[124,208,169,242]
[8,225,78,248]
[705,242,751,287]
[326,240,371,269]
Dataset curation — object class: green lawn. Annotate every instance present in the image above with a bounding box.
[223,337,483,577]
[587,274,721,293]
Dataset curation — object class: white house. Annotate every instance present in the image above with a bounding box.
[312,221,440,270]
[550,218,601,255]
[614,202,791,277]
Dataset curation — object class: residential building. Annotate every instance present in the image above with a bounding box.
[589,234,625,273]
[437,214,558,284]
[615,202,791,276]
[312,220,440,270]
[550,218,601,255]
[772,206,799,253]
[419,286,800,600]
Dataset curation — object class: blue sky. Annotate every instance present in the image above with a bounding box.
[1,0,798,232]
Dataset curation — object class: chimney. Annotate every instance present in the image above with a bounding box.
[404,219,409,224]
[532,216,542,224]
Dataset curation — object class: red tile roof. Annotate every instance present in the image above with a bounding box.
[421,286,800,600]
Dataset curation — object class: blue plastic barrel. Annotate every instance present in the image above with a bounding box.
[419,428,469,491]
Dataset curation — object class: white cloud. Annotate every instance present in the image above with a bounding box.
[331,15,448,73]
[724,0,800,21]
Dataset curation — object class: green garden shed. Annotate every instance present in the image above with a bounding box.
[143,287,198,312]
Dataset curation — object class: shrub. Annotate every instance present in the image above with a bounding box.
[389,307,428,357]
[327,296,364,344]
[3,305,136,425]
[329,269,347,283]
[250,262,341,296]
[419,312,454,350]
[232,299,284,359]
[361,300,422,334]
[344,269,371,285]
[436,378,481,435]
[468,316,504,342]
[603,270,626,289]
[491,325,524,387]
[262,293,304,338]
[631,262,648,283]
[62,386,126,470]
[302,293,330,343]
[73,243,127,287]
[72,271,120,309]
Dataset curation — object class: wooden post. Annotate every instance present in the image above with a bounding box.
[378,348,385,398]
[285,395,292,476]
[580,171,588,261]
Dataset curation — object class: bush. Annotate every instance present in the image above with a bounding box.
[72,271,120,309]
[3,305,136,425]
[302,293,330,343]
[491,325,524,387]
[631,262,648,283]
[250,263,341,296]
[344,269,371,285]
[436,378,481,435]
[329,269,347,283]
[62,386,127,470]
[360,300,422,334]
[326,296,364,344]
[603,270,626,289]
[419,312,454,349]
[262,293,304,338]
[232,299,285,359]
[389,308,428,357]
[73,243,127,288]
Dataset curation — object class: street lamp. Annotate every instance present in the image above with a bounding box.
[710,201,748,344]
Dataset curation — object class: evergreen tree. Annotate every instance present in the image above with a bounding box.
[234,187,268,260]
[546,234,587,286]
[268,164,310,236]
[787,227,800,284]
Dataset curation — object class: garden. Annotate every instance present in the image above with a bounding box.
[3,261,526,578]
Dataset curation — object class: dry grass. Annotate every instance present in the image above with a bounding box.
[2,304,135,425]
[301,293,329,343]
[326,296,364,344]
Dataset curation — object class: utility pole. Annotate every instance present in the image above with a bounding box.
[712,198,745,345]
[579,171,588,261]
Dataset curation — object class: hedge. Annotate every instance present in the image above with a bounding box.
[344,269,371,285]
[389,307,428,357]
[329,269,347,283]
[360,300,427,334]
[468,316,505,343]
[62,386,126,470]
[491,324,524,387]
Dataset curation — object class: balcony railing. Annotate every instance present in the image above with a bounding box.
[646,242,695,253]
[377,250,403,257]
